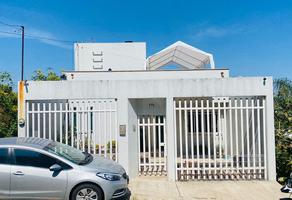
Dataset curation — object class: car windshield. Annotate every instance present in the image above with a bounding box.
[43,141,92,165]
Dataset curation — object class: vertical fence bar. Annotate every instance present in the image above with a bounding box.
[240,99,245,178]
[142,117,146,174]
[26,102,29,137]
[43,103,46,139]
[54,103,57,141]
[32,103,35,137]
[49,103,52,140]
[201,100,205,179]
[98,101,101,156]
[251,99,256,178]
[212,100,217,179]
[190,100,194,179]
[147,116,151,173]
[59,103,63,143]
[70,103,73,146]
[263,98,267,180]
[245,99,251,179]
[218,101,223,179]
[184,100,189,179]
[229,98,234,179]
[178,100,183,178]
[87,104,91,153]
[223,100,228,179]
[158,116,162,173]
[195,99,200,179]
[163,116,166,174]
[138,118,141,174]
[234,99,239,179]
[174,100,178,180]
[206,100,211,178]
[65,103,68,145]
[104,101,106,158]
[37,103,40,138]
[153,116,157,174]
[257,98,262,179]
[109,101,112,159]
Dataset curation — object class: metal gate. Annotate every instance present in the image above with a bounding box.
[25,99,118,161]
[174,97,267,180]
[138,116,167,176]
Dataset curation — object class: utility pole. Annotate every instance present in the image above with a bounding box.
[20,25,24,81]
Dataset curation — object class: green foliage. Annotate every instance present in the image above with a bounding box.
[0,72,17,138]
[274,78,292,182]
[31,69,61,81]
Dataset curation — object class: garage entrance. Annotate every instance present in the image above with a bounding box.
[174,97,267,181]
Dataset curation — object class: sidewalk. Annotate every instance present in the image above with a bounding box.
[129,176,289,200]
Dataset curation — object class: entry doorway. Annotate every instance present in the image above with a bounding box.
[138,115,167,176]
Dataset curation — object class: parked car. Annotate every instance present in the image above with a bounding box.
[0,137,130,200]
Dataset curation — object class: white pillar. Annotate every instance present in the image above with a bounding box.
[117,97,130,174]
[265,80,276,181]
[166,97,176,181]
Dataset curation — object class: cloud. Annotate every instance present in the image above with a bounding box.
[25,28,72,49]
[192,23,250,40]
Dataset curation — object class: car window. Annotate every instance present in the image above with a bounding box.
[0,148,9,165]
[13,148,68,169]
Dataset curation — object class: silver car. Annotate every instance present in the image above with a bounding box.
[0,137,131,200]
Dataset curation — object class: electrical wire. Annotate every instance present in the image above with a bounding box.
[0,29,75,44]
[0,20,22,28]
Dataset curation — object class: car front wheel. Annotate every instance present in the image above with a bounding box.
[71,183,103,200]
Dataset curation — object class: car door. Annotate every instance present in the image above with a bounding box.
[0,147,11,199]
[10,148,69,199]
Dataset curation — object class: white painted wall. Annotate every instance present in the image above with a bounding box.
[64,69,229,81]
[74,42,146,71]
[19,77,276,181]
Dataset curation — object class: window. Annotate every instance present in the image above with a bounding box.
[0,148,9,165]
[13,149,70,169]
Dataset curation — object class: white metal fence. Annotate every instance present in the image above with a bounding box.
[138,116,167,176]
[26,99,118,161]
[174,97,267,180]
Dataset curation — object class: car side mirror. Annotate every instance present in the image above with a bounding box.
[49,164,62,172]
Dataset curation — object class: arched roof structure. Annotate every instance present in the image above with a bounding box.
[146,41,215,70]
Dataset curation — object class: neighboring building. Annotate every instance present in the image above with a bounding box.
[18,41,276,181]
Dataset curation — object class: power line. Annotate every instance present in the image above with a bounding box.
[0,29,75,44]
[0,20,22,28]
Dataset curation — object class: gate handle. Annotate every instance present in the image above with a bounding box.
[13,171,24,176]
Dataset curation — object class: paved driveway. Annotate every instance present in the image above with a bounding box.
[129,176,290,200]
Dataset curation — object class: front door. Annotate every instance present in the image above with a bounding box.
[10,148,68,199]
[138,115,167,176]
[0,148,10,199]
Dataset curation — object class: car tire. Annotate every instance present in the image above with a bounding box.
[71,183,103,200]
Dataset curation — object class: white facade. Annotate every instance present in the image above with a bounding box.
[18,41,276,181]
[74,42,146,71]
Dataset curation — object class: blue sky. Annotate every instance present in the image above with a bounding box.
[0,0,292,83]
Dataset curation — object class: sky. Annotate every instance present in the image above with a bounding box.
[0,0,292,84]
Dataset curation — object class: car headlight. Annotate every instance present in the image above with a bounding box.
[96,172,122,181]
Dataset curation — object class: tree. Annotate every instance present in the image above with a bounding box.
[0,72,17,138]
[31,69,61,81]
[274,78,292,182]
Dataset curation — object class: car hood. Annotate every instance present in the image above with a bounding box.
[84,155,125,174]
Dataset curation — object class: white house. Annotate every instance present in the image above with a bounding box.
[18,41,276,181]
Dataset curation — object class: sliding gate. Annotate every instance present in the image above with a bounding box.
[138,115,167,176]
[174,97,267,180]
[25,99,118,161]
